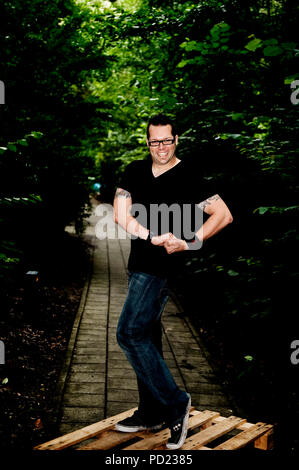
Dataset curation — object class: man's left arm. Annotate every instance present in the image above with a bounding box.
[195,193,233,241]
[162,194,233,254]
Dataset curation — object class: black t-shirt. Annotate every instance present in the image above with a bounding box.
[118,156,216,279]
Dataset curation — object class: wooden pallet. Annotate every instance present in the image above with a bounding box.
[34,407,274,451]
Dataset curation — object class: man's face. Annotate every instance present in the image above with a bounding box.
[147,124,178,166]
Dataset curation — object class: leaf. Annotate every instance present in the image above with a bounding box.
[228,134,242,139]
[177,60,188,68]
[18,139,29,147]
[281,42,297,51]
[229,113,244,121]
[7,143,17,152]
[284,205,299,212]
[254,206,269,215]
[210,22,231,34]
[244,355,253,362]
[29,131,43,139]
[245,38,262,51]
[2,378,9,385]
[227,270,239,277]
[263,39,278,46]
[263,46,283,56]
[180,40,202,52]
[284,74,299,85]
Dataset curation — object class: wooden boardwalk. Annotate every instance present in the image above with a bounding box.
[57,202,235,436]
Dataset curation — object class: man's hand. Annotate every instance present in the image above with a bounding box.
[151,233,175,246]
[151,233,188,254]
[163,237,188,254]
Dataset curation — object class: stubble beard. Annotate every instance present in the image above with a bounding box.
[151,146,177,166]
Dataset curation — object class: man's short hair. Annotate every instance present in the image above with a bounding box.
[147,114,177,139]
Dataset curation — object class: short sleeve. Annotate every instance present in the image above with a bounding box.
[182,159,217,204]
[199,176,219,202]
[117,161,136,194]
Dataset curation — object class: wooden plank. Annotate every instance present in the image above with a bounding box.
[123,410,220,451]
[214,422,274,450]
[181,416,246,450]
[34,407,137,450]
[123,428,170,450]
[77,430,146,450]
[254,427,274,450]
[154,444,212,450]
[212,415,255,431]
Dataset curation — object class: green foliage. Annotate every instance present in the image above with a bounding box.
[0,0,115,280]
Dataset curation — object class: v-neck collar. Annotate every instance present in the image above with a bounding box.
[151,159,182,179]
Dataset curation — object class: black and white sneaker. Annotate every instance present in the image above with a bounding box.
[166,394,191,450]
[115,410,164,433]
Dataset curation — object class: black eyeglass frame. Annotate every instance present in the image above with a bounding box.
[148,138,176,147]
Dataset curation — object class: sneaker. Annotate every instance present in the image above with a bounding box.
[115,410,164,433]
[166,394,191,450]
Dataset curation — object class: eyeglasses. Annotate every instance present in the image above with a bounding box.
[148,138,175,147]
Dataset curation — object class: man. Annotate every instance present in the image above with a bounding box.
[113,114,233,449]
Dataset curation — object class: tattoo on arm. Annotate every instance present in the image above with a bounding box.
[197,194,220,211]
[115,188,131,198]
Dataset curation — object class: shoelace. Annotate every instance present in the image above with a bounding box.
[172,423,181,432]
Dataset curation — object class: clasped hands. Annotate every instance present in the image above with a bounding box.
[151,232,188,254]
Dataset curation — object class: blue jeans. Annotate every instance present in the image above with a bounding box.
[116,271,189,426]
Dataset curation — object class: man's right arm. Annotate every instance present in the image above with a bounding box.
[113,188,149,240]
